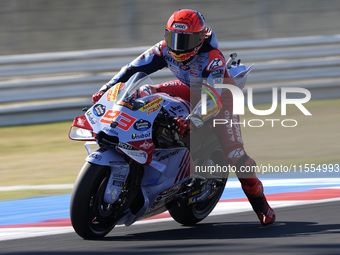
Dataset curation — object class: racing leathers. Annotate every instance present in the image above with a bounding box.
[94,28,275,225]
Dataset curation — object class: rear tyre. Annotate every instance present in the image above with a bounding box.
[169,146,228,226]
[70,162,119,239]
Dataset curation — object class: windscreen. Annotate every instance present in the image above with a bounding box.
[115,72,154,111]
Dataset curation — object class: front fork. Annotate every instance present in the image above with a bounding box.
[84,142,130,204]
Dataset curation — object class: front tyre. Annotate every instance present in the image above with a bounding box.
[70,162,119,239]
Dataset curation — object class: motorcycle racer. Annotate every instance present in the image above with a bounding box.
[92,9,275,225]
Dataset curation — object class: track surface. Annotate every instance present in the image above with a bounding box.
[1,175,340,255]
[1,201,339,255]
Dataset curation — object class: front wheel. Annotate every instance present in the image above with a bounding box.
[70,162,120,239]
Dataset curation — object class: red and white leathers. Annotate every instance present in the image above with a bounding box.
[93,27,275,225]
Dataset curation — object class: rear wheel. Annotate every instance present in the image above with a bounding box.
[169,145,228,225]
[70,162,120,239]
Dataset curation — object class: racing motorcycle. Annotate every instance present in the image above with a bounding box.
[69,72,228,239]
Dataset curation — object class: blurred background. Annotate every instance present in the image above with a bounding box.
[1,0,340,55]
[0,0,339,200]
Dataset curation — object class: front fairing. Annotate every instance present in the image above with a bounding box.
[84,73,164,165]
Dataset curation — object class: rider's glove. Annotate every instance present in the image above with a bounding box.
[132,85,153,99]
[92,82,114,104]
[139,85,153,97]
[173,117,192,137]
[92,91,104,104]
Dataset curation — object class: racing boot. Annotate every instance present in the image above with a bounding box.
[240,175,276,225]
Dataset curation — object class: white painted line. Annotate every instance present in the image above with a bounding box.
[0,227,74,242]
[0,184,74,192]
[1,178,340,192]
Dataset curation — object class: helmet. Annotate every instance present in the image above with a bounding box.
[165,9,207,62]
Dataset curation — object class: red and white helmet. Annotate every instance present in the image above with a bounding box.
[165,9,207,62]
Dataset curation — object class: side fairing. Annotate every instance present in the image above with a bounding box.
[86,147,126,166]
[138,147,192,217]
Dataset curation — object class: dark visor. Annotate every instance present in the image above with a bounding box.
[165,29,204,52]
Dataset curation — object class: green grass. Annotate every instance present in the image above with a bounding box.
[0,189,73,201]
[0,98,339,201]
[0,121,87,186]
[241,98,340,167]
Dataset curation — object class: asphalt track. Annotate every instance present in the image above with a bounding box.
[0,201,339,255]
[1,174,340,255]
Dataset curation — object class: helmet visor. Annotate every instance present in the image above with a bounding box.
[165,29,204,52]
